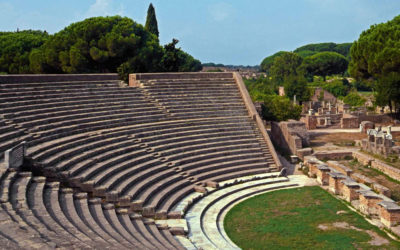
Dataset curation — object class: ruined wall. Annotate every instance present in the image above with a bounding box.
[340,114,359,128]
[371,160,400,182]
[270,120,311,157]
[358,114,393,124]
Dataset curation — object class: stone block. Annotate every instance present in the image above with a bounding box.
[328,172,346,195]
[378,201,400,227]
[4,141,26,169]
[194,185,207,193]
[296,148,313,160]
[117,195,132,207]
[340,180,360,202]
[358,190,384,216]
[142,206,155,217]
[155,210,168,220]
[105,191,119,202]
[169,227,186,236]
[168,211,182,219]
[205,181,219,188]
[130,200,143,212]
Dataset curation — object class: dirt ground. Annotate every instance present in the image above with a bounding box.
[309,132,367,150]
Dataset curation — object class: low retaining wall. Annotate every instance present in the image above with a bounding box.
[312,150,353,161]
[352,151,400,182]
[371,161,400,182]
[0,74,119,83]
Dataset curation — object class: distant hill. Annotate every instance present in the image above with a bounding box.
[294,42,352,58]
[202,62,259,70]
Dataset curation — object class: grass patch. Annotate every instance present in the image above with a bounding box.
[224,186,400,249]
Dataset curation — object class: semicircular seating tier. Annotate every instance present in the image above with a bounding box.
[0,72,281,248]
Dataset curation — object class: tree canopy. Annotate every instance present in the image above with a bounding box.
[300,52,348,80]
[19,16,201,81]
[0,30,49,74]
[349,14,400,111]
[269,52,310,102]
[145,3,159,37]
[260,51,286,73]
[270,52,303,84]
[294,42,352,58]
[30,16,164,74]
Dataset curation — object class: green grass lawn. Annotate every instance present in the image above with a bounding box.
[224,186,400,249]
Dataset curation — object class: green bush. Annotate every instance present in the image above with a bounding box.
[322,78,350,97]
[261,95,302,121]
[343,92,366,107]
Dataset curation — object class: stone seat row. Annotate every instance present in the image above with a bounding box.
[0,79,119,89]
[0,91,147,109]
[2,99,153,120]
[8,103,157,124]
[0,81,120,93]
[25,119,272,217]
[0,87,146,103]
[27,117,252,160]
[144,78,235,84]
[0,168,185,249]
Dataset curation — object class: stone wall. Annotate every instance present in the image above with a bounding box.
[270,120,312,159]
[341,114,359,128]
[301,115,317,130]
[327,161,353,176]
[358,114,393,124]
[371,160,400,182]
[352,151,374,165]
[312,150,353,161]
[353,151,400,182]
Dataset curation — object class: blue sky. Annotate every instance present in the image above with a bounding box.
[1,0,399,65]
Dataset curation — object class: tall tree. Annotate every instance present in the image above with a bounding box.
[300,52,348,80]
[145,3,159,37]
[349,14,400,113]
[269,52,303,84]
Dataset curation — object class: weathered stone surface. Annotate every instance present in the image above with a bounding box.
[169,227,186,236]
[4,141,25,169]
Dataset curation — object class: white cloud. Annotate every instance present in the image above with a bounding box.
[85,0,125,17]
[208,2,234,22]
